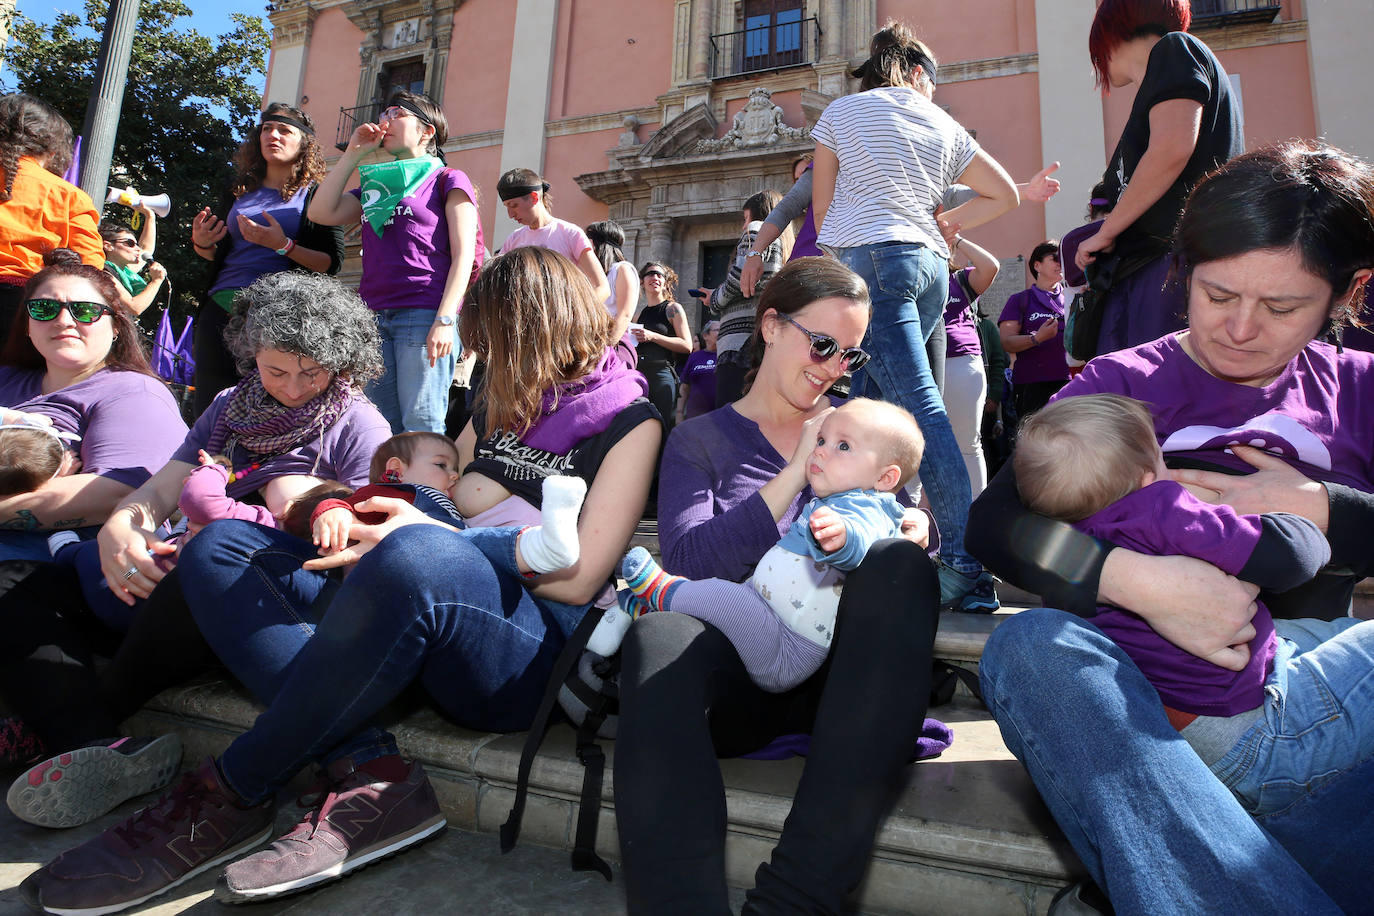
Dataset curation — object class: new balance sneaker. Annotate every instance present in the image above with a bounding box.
[216,756,445,904]
[20,757,274,915]
[8,734,183,829]
[0,715,45,768]
[938,564,1001,614]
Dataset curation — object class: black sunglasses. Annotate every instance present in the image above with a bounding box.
[25,298,115,324]
[777,312,870,371]
[643,271,664,279]
[112,237,139,248]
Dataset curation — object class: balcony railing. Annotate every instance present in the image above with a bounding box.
[1192,0,1281,25]
[335,102,381,151]
[709,16,822,80]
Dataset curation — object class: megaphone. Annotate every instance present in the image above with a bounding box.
[106,187,172,218]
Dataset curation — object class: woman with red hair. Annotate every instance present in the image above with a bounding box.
[1074,0,1241,356]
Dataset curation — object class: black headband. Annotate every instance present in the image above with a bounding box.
[497,181,550,202]
[260,112,314,136]
[850,47,938,86]
[388,98,434,125]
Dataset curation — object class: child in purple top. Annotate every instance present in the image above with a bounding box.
[1016,394,1374,816]
[620,399,922,691]
[310,90,482,435]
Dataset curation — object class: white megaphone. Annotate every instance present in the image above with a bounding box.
[106,187,172,218]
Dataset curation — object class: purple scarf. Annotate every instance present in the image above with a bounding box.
[741,718,954,762]
[205,370,355,457]
[521,349,648,453]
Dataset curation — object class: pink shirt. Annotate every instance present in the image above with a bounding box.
[500,218,592,263]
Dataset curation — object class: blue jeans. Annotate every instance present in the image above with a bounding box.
[834,242,978,576]
[366,307,456,434]
[178,520,587,805]
[980,608,1352,914]
[1214,618,1374,816]
[0,526,100,563]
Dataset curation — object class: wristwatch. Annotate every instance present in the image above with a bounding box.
[745,249,762,259]
[433,315,455,327]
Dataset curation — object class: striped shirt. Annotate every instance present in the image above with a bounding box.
[813,87,978,255]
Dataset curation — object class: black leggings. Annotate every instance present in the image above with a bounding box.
[613,539,940,915]
[192,300,239,417]
[0,562,217,751]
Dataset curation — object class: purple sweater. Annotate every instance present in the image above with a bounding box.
[659,406,814,582]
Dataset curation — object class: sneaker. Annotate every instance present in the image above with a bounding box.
[20,757,273,915]
[938,564,1001,614]
[216,756,445,904]
[0,715,45,768]
[8,734,183,829]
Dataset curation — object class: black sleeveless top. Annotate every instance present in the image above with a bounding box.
[636,300,678,366]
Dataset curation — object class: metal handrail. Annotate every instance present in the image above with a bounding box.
[335,102,381,151]
[708,16,822,80]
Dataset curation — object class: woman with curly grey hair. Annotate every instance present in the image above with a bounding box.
[0,271,390,833]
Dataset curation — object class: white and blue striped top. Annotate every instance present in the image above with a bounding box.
[812,86,978,256]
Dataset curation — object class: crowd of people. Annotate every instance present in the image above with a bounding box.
[0,1,1372,914]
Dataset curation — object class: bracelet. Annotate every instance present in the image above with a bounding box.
[275,239,296,257]
[192,241,216,252]
[953,235,964,249]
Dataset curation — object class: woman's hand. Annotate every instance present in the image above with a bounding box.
[1169,446,1330,531]
[1100,549,1259,670]
[236,211,289,251]
[97,506,176,605]
[1074,225,1117,270]
[1021,162,1062,204]
[788,407,833,473]
[740,257,765,298]
[346,122,386,155]
[426,322,455,367]
[631,326,653,343]
[1032,319,1059,343]
[146,261,167,282]
[191,207,228,250]
[898,507,931,548]
[302,496,445,570]
[809,505,847,553]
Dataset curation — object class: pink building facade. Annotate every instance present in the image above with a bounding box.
[263,0,1367,313]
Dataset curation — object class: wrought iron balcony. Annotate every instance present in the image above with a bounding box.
[709,16,822,80]
[1192,0,1281,26]
[335,102,381,151]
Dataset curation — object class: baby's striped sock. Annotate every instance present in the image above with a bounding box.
[620,546,685,614]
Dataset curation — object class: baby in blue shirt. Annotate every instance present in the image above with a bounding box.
[622,398,924,691]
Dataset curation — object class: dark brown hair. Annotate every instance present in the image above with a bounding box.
[858,21,938,93]
[0,93,74,201]
[0,426,64,496]
[369,431,459,484]
[278,480,355,539]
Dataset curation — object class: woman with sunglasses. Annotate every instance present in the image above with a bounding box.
[614,257,941,913]
[633,260,693,431]
[810,21,1018,615]
[0,251,186,566]
[99,212,166,318]
[1,269,389,825]
[309,90,482,436]
[189,103,344,417]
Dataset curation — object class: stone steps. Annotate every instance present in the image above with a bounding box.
[124,594,1083,916]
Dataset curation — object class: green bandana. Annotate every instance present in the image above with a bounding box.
[108,262,146,296]
[357,157,442,236]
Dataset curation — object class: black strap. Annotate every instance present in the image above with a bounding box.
[570,703,613,880]
[499,603,603,854]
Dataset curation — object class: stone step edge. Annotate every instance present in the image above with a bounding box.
[134,682,1078,885]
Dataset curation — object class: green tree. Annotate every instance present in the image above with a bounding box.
[2,0,269,316]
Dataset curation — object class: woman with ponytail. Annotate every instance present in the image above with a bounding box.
[310,90,483,435]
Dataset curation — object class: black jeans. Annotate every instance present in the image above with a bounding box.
[0,561,216,751]
[613,539,940,915]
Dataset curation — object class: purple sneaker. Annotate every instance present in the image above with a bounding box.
[8,734,183,828]
[216,756,445,904]
[20,757,273,915]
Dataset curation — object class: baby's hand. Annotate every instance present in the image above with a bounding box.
[57,450,82,477]
[197,449,218,467]
[313,506,354,553]
[809,506,847,554]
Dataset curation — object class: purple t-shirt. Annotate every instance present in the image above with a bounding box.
[1077,481,1274,717]
[0,367,187,488]
[999,285,1070,384]
[943,268,981,359]
[171,386,392,498]
[210,186,309,294]
[1055,335,1374,491]
[680,350,717,419]
[351,166,484,312]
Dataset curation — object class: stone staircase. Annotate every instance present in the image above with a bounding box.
[120,569,1086,916]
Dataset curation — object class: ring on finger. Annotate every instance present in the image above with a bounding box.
[123,566,139,580]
